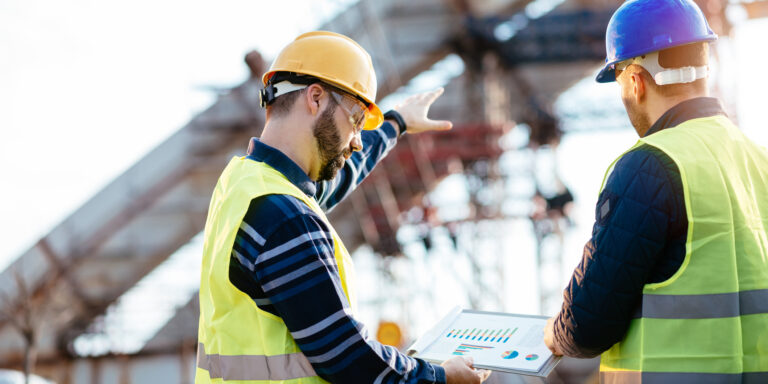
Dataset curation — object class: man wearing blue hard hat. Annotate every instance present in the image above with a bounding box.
[543,0,768,382]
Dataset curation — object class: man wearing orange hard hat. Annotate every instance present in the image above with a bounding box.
[195,31,490,384]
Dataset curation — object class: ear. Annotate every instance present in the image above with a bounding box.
[629,70,646,103]
[304,83,325,116]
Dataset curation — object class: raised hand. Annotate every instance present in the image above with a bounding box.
[392,87,453,134]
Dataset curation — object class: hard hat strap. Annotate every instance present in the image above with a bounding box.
[270,81,309,98]
[654,66,708,86]
[259,81,308,108]
[616,51,708,86]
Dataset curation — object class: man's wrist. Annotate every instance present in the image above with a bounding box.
[433,364,446,384]
[384,109,407,136]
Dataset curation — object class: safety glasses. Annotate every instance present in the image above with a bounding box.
[329,90,367,132]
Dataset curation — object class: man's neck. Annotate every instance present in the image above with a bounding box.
[645,91,709,135]
[260,120,317,180]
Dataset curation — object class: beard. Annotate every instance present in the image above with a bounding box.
[313,103,351,181]
[621,93,651,136]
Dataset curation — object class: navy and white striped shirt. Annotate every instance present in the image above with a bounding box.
[229,122,446,384]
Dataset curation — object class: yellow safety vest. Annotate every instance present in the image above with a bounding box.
[598,115,768,383]
[196,156,358,383]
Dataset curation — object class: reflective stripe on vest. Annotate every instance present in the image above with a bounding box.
[631,288,768,319]
[598,115,768,379]
[197,343,316,381]
[601,371,768,384]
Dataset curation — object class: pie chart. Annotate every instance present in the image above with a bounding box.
[501,350,518,359]
[525,354,539,361]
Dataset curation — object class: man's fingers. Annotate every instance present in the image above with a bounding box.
[426,119,453,131]
[546,344,558,354]
[477,369,492,381]
[463,356,474,367]
[425,87,444,104]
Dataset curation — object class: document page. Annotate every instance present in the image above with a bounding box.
[417,311,553,373]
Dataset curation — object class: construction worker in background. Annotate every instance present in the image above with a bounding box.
[543,0,768,382]
[195,31,491,384]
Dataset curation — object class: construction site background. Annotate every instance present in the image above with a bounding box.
[1,0,767,383]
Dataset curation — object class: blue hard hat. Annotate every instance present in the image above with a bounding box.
[596,0,717,83]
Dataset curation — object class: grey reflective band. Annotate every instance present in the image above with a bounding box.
[633,289,768,319]
[197,343,317,381]
[740,289,768,316]
[601,371,768,384]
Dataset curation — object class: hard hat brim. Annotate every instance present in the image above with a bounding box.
[596,64,617,83]
[363,103,384,131]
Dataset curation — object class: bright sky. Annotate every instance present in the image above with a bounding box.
[1,0,767,355]
[0,0,355,268]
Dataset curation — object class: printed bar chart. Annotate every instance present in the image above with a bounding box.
[453,343,495,355]
[504,327,518,343]
[414,310,559,376]
[445,327,518,343]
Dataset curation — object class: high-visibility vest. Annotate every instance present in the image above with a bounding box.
[195,156,358,383]
[598,115,768,383]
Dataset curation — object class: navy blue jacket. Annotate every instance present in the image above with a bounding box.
[553,98,727,357]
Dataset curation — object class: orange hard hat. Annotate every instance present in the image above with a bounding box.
[263,31,383,130]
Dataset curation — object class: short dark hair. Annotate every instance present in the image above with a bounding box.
[267,88,306,117]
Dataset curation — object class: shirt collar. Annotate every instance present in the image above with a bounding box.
[644,97,726,137]
[246,138,317,196]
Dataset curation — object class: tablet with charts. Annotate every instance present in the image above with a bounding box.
[407,308,561,377]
